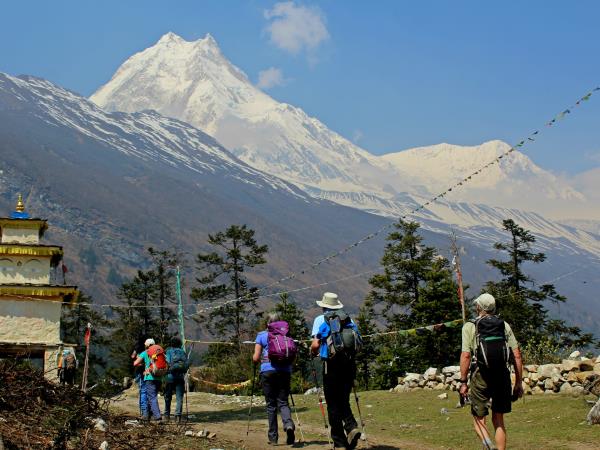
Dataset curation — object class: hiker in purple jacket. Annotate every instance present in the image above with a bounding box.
[252,312,296,446]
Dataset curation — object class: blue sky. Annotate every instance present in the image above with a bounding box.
[1,1,599,175]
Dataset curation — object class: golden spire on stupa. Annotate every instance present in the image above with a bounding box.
[15,194,25,213]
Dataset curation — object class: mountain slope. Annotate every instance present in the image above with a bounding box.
[0,72,392,314]
[3,71,600,336]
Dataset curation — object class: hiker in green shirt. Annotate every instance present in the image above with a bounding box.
[459,293,523,450]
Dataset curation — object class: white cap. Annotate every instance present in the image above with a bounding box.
[474,293,496,313]
[144,338,155,347]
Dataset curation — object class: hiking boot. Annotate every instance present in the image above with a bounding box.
[267,439,278,445]
[285,427,295,445]
[346,428,361,450]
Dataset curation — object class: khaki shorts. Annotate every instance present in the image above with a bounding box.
[470,368,512,417]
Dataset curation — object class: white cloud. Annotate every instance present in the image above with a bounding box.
[257,67,288,90]
[352,129,364,143]
[264,1,329,60]
[584,150,600,164]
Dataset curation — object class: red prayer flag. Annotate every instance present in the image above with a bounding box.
[62,263,68,274]
[84,326,91,346]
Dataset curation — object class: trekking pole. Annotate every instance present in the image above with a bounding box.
[312,359,333,449]
[246,362,258,436]
[352,384,368,445]
[289,392,305,443]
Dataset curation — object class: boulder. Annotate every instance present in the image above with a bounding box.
[424,367,439,380]
[404,373,422,383]
[522,381,532,395]
[522,367,529,378]
[569,350,581,359]
[567,372,579,383]
[572,385,585,396]
[393,384,410,393]
[575,371,596,383]
[533,386,544,395]
[544,379,555,391]
[434,383,446,390]
[559,382,573,395]
[525,364,538,373]
[580,360,595,372]
[437,393,448,400]
[529,372,540,382]
[560,359,581,373]
[435,374,446,383]
[397,376,405,385]
[452,372,462,380]
[418,379,427,387]
[594,364,600,374]
[442,366,460,375]
[537,364,561,380]
[543,389,555,395]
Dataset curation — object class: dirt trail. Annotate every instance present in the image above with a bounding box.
[113,389,429,450]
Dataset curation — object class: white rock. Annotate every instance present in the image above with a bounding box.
[544,379,555,390]
[185,430,194,436]
[525,364,538,373]
[559,383,573,394]
[560,359,581,373]
[572,386,585,396]
[442,366,460,375]
[569,350,581,359]
[404,373,423,383]
[437,393,448,399]
[424,367,438,380]
[99,441,109,450]
[537,364,561,380]
[533,386,544,395]
[92,418,107,432]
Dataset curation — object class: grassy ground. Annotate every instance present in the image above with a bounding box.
[114,388,599,449]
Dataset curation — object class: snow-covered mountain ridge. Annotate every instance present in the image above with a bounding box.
[89,32,600,259]
[90,32,596,223]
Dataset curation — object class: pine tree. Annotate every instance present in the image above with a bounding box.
[60,292,111,383]
[365,220,462,387]
[355,298,378,390]
[191,224,268,347]
[484,219,595,355]
[368,219,435,328]
[107,248,181,378]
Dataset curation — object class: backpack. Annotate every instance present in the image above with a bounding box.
[64,353,76,370]
[323,310,362,360]
[168,348,189,374]
[146,344,168,377]
[267,321,298,364]
[472,315,510,372]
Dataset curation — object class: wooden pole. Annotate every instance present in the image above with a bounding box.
[450,232,466,323]
[81,322,91,392]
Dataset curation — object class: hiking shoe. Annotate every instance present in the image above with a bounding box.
[346,428,361,450]
[285,427,295,445]
[267,439,278,445]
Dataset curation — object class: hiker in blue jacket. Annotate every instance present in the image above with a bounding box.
[311,292,362,450]
[164,336,188,422]
[252,311,296,446]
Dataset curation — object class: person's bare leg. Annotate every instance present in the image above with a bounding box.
[492,412,506,450]
[473,415,493,448]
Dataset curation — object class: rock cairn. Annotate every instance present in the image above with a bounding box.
[392,355,600,396]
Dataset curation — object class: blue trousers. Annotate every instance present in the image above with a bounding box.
[164,378,185,417]
[135,373,148,417]
[144,379,162,420]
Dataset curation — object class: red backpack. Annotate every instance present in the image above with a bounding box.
[146,344,168,377]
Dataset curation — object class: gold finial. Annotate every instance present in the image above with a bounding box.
[16,194,25,213]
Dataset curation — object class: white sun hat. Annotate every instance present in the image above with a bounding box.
[316,292,344,309]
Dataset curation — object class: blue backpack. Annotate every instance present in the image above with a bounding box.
[168,348,189,374]
[320,310,362,361]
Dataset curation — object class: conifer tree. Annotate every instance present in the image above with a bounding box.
[368,219,435,328]
[61,292,111,383]
[191,224,268,347]
[484,219,595,353]
[355,298,378,390]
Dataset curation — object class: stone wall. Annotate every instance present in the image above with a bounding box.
[392,354,600,396]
